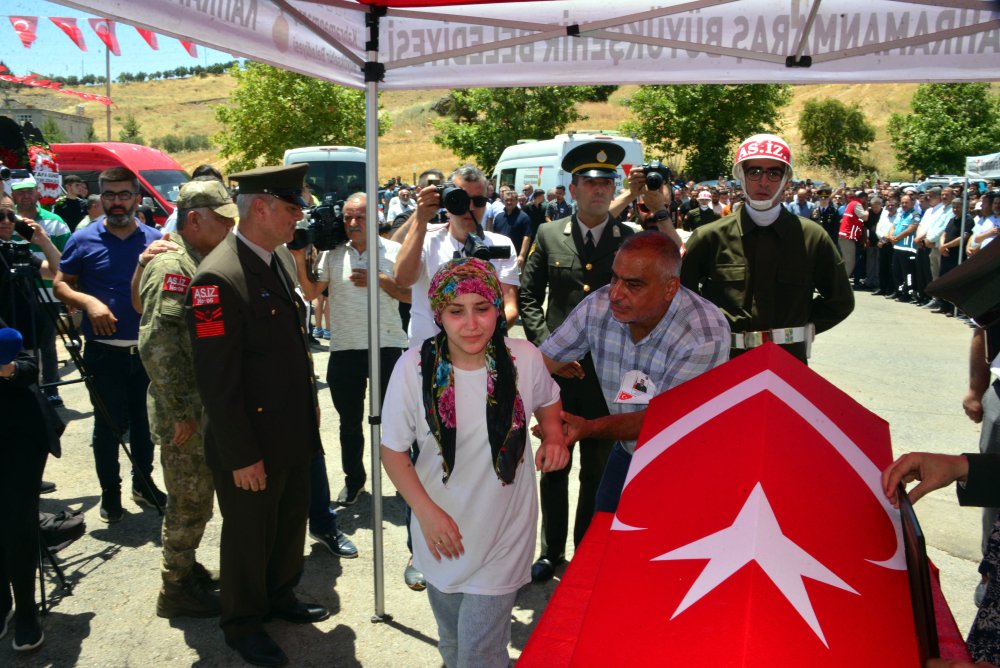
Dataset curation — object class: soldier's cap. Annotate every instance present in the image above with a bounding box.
[817,187,832,197]
[177,180,238,219]
[561,141,625,179]
[229,163,308,207]
[10,175,36,191]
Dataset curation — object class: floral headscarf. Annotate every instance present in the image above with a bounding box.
[421,258,526,485]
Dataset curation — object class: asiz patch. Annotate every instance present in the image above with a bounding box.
[192,285,220,306]
[162,273,190,294]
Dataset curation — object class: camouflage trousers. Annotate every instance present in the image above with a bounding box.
[149,397,214,585]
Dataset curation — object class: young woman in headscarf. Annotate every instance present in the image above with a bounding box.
[381,257,568,667]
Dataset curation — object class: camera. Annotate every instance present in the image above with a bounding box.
[0,239,34,268]
[0,163,9,181]
[456,234,511,261]
[435,184,473,216]
[288,193,349,251]
[638,161,671,191]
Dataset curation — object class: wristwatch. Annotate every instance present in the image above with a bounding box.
[652,210,671,223]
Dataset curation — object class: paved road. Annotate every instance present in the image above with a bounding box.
[0,288,984,666]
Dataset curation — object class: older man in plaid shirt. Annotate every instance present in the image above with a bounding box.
[540,232,731,512]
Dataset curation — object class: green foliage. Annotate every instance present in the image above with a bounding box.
[432,87,588,172]
[572,86,619,103]
[214,62,380,172]
[887,83,1000,176]
[798,98,875,173]
[40,117,67,144]
[118,114,145,145]
[85,125,98,142]
[622,84,791,179]
[152,134,212,153]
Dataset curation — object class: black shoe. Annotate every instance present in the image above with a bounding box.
[191,561,221,591]
[895,294,913,303]
[227,630,288,667]
[871,289,888,296]
[884,291,899,299]
[922,299,944,310]
[335,485,364,507]
[46,394,64,408]
[132,481,167,509]
[404,558,426,591]
[310,530,358,558]
[12,613,43,652]
[39,480,56,494]
[531,557,560,583]
[267,601,330,624]
[100,489,124,524]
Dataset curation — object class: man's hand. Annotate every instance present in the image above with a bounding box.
[552,360,585,379]
[171,418,198,445]
[940,245,950,257]
[414,185,442,225]
[881,452,969,508]
[349,268,369,288]
[232,459,267,492]
[964,390,984,423]
[627,169,647,198]
[139,235,179,267]
[560,410,591,447]
[86,300,118,336]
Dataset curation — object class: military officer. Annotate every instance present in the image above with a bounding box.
[185,164,327,668]
[519,141,635,583]
[137,180,236,618]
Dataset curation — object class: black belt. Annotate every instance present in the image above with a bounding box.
[89,340,140,355]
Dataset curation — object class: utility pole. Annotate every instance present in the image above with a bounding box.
[105,46,111,141]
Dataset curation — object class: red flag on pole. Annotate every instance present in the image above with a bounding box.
[179,40,198,57]
[50,18,88,51]
[9,16,39,49]
[135,27,159,50]
[88,18,120,56]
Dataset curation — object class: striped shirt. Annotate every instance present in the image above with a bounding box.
[540,285,731,453]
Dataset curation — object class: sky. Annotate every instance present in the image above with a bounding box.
[2,1,239,80]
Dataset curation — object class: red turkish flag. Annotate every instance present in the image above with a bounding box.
[135,27,159,50]
[88,18,120,56]
[523,344,922,666]
[9,16,38,49]
[50,18,87,51]
[179,40,198,57]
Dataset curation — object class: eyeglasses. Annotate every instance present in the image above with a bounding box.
[469,196,489,208]
[744,167,785,182]
[101,190,136,201]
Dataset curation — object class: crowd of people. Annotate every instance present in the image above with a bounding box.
[0,130,998,667]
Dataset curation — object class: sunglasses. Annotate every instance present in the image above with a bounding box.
[469,196,489,208]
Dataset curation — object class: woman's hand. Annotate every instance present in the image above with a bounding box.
[417,504,464,561]
[536,439,570,473]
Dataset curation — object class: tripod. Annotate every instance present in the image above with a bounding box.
[37,539,71,615]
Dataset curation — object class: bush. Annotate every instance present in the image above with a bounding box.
[152,134,212,153]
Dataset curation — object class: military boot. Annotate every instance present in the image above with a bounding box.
[156,574,221,619]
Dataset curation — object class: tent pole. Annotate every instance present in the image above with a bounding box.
[364,6,388,623]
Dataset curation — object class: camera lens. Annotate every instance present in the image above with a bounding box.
[646,172,664,191]
[441,186,471,216]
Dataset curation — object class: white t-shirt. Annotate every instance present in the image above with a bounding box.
[382,338,559,595]
[316,239,408,351]
[406,225,520,348]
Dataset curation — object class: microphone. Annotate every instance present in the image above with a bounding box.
[0,326,24,365]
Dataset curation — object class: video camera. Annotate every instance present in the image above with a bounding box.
[0,161,31,182]
[638,160,672,191]
[288,193,349,252]
[0,239,34,269]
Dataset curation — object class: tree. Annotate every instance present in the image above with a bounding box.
[118,114,145,145]
[887,83,1000,176]
[797,99,875,173]
[622,84,790,179]
[214,62,380,171]
[40,117,67,144]
[432,87,588,172]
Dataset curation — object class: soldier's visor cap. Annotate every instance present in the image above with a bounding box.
[177,180,238,219]
[229,163,308,207]
[561,141,625,179]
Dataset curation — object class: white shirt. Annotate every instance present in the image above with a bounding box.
[382,338,559,594]
[317,239,408,351]
[386,197,415,222]
[576,217,609,246]
[406,225,520,348]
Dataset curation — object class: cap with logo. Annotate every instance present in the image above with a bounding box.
[561,141,625,179]
[177,180,238,219]
[229,163,308,207]
[697,190,712,201]
[10,175,37,191]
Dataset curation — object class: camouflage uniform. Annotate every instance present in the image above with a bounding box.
[138,238,214,585]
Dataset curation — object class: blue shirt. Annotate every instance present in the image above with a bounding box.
[893,208,920,251]
[540,285,730,454]
[491,207,532,254]
[59,218,162,341]
[786,200,814,218]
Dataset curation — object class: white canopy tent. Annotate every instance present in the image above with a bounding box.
[51,0,1000,620]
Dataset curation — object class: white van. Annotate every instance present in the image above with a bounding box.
[283,146,366,200]
[491,133,644,203]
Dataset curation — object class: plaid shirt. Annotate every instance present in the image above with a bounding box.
[540,285,731,453]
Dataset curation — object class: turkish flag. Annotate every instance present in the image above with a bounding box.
[179,40,198,57]
[135,27,159,50]
[9,16,38,49]
[524,344,922,666]
[50,18,87,51]
[88,18,121,56]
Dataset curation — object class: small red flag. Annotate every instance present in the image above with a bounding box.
[88,18,120,56]
[9,16,38,49]
[180,40,198,57]
[50,17,87,51]
[135,27,159,50]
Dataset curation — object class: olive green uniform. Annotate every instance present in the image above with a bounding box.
[138,237,214,585]
[680,207,854,364]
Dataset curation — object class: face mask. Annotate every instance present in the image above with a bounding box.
[699,204,710,211]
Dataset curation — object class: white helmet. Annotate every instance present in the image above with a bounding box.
[732,134,794,211]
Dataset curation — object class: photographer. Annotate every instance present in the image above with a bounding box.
[395,165,520,349]
[1,318,62,652]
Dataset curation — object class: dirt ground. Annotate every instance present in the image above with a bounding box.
[0,292,985,666]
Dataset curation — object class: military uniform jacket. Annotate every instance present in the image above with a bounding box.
[185,234,321,472]
[138,237,203,425]
[680,207,854,337]
[520,215,634,344]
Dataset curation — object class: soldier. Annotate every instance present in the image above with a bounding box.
[136,180,235,618]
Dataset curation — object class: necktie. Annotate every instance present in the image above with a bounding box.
[584,230,596,261]
[270,255,291,297]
